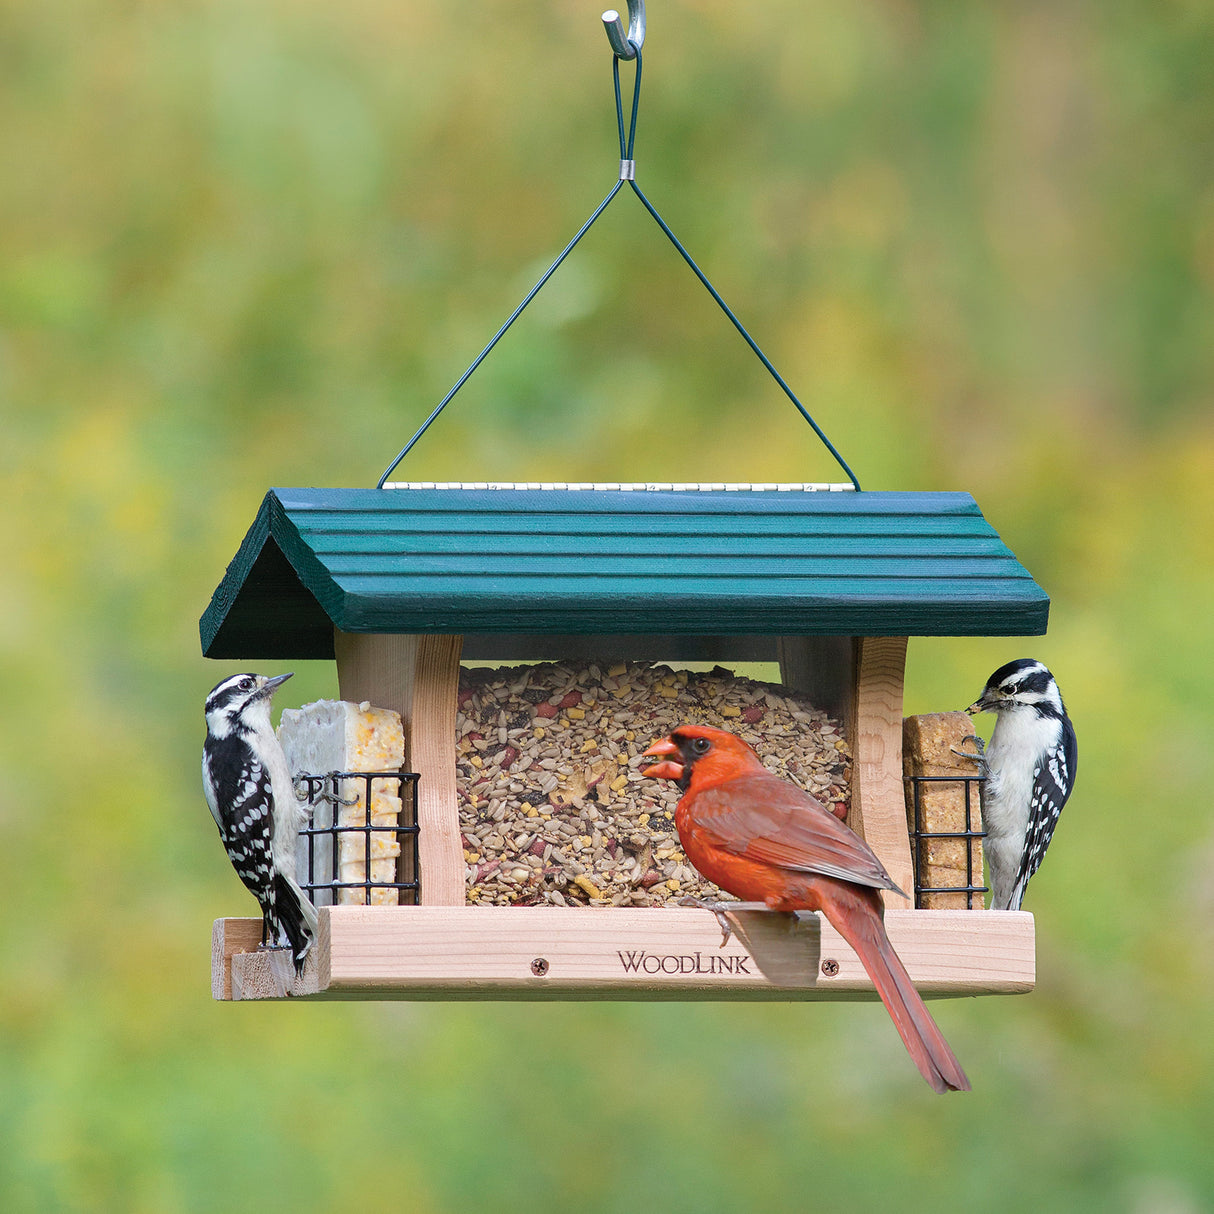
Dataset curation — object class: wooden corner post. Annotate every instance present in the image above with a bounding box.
[849,636,913,904]
[334,631,465,905]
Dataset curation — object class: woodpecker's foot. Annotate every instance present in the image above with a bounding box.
[952,735,988,776]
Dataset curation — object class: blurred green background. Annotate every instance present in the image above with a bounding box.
[2,0,1212,1209]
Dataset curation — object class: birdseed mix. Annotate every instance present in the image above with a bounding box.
[456,660,851,907]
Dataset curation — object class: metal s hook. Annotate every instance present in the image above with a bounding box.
[602,1,645,59]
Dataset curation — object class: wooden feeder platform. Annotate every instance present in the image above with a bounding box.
[202,483,1049,1002]
[214,906,1036,1001]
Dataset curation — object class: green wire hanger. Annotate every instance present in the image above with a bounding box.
[378,1,861,491]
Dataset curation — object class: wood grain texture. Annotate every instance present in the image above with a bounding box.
[212,918,322,1000]
[334,630,465,905]
[849,636,913,904]
[229,948,321,1000]
[776,635,855,729]
[211,917,262,1001]
[411,634,464,904]
[212,907,1035,1001]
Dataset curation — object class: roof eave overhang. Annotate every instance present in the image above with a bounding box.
[200,488,1050,660]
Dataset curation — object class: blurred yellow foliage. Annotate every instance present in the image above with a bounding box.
[1,1,1212,1210]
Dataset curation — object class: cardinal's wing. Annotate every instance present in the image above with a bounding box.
[690,773,901,893]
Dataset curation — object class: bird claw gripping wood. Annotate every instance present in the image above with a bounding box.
[677,895,737,947]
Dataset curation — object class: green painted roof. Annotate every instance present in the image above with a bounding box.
[199,485,1049,659]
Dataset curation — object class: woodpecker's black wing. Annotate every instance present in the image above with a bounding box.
[202,734,276,900]
[1011,715,1077,907]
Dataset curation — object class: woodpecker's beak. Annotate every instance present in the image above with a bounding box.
[965,693,995,715]
[260,672,294,697]
[641,737,684,781]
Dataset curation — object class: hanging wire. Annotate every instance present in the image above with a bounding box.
[375,181,624,486]
[378,46,860,491]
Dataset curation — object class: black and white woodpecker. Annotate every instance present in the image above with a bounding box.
[967,659,1077,911]
[202,672,317,973]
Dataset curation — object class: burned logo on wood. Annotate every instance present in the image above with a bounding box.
[617,948,752,975]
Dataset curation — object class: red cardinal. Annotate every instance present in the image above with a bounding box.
[642,724,970,1094]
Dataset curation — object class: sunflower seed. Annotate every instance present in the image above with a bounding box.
[457,660,851,906]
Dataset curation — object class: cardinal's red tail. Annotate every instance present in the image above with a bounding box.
[820,886,971,1094]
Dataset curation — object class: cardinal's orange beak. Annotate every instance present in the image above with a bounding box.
[641,737,684,781]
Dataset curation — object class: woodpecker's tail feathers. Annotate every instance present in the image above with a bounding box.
[1004,877,1028,913]
[272,872,318,976]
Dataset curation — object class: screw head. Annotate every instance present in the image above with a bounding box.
[531,957,549,976]
[820,958,840,977]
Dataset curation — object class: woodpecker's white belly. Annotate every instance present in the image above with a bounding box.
[983,709,1052,908]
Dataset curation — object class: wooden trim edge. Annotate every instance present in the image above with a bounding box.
[213,907,1034,1002]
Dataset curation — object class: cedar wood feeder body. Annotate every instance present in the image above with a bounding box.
[202,482,1048,1000]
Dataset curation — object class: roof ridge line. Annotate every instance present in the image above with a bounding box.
[380,482,857,492]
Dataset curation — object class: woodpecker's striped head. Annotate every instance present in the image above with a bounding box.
[967,659,1066,720]
[204,672,292,739]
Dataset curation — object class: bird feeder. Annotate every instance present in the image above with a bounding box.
[202,5,1046,1000]
[202,483,1046,1000]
